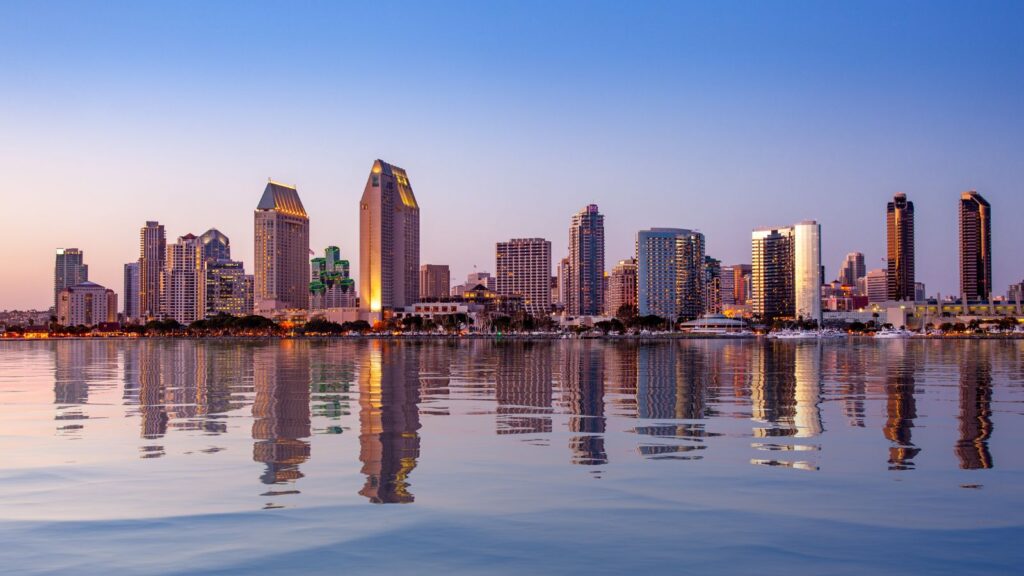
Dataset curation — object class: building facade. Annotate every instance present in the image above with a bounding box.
[161,234,202,324]
[959,190,992,302]
[886,193,915,301]
[54,248,88,310]
[751,221,821,323]
[836,252,866,288]
[567,204,605,316]
[57,281,116,327]
[139,221,166,320]
[704,256,722,315]
[496,238,552,317]
[203,260,254,317]
[310,246,356,310]
[419,264,451,300]
[605,258,637,316]
[636,228,706,321]
[864,268,888,303]
[123,261,139,321]
[255,181,310,312]
[360,160,420,313]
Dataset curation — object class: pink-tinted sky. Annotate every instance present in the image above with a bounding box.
[1,1,1022,310]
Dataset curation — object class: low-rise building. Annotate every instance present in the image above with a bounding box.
[57,281,117,327]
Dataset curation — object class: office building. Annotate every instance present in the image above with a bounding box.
[255,180,310,312]
[567,204,605,316]
[54,248,88,310]
[836,252,866,288]
[605,258,637,316]
[721,265,736,306]
[203,260,254,317]
[360,159,420,313]
[139,221,166,319]
[959,191,992,302]
[57,281,116,327]
[704,256,722,314]
[864,268,888,304]
[496,238,552,316]
[887,193,915,301]
[557,257,570,307]
[161,234,202,324]
[636,228,705,321]
[419,264,450,300]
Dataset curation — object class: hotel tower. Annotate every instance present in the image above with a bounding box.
[254,180,310,312]
[360,160,420,313]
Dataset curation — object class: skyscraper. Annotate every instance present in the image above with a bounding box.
[161,234,201,324]
[360,160,420,313]
[751,221,821,324]
[54,248,88,310]
[959,190,992,303]
[496,238,552,317]
[255,180,310,312]
[605,258,637,316]
[567,204,605,316]
[836,252,866,288]
[704,256,722,314]
[635,228,705,321]
[733,264,752,305]
[139,221,166,320]
[886,193,915,301]
[419,264,450,300]
[123,262,139,321]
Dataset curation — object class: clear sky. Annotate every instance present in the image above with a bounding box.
[1,0,1021,310]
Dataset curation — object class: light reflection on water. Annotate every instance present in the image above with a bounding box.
[1,338,1023,574]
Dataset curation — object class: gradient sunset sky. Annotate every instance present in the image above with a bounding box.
[1,1,1022,310]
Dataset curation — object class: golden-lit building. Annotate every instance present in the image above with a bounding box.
[360,160,420,313]
[255,181,310,313]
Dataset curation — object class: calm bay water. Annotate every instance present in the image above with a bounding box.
[1,338,1022,574]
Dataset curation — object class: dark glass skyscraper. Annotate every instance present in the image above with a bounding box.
[959,190,992,302]
[886,193,915,301]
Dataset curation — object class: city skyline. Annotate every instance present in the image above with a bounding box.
[2,2,1023,310]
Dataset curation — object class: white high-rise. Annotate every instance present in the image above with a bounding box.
[496,238,551,316]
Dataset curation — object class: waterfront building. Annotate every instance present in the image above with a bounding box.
[255,180,310,312]
[721,265,736,306]
[636,228,706,321]
[887,193,915,301]
[310,246,356,310]
[139,221,166,320]
[864,268,888,304]
[605,258,637,316]
[836,252,866,289]
[54,248,88,310]
[557,257,571,307]
[959,191,992,302]
[733,264,752,305]
[419,264,450,300]
[496,238,552,317]
[359,159,420,313]
[161,234,202,324]
[704,256,722,314]
[57,281,116,326]
[203,260,254,317]
[123,262,139,321]
[567,204,605,316]
[751,221,821,323]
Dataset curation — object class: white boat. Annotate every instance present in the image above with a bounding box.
[874,327,913,339]
[769,329,820,340]
[818,329,848,339]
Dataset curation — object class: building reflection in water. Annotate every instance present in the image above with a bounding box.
[495,342,553,436]
[956,344,994,470]
[561,341,606,466]
[54,340,118,436]
[358,341,422,503]
[252,341,311,484]
[883,341,919,470]
[793,343,823,438]
[750,342,797,437]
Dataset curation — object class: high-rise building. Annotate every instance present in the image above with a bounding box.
[914,282,926,302]
[704,256,722,314]
[836,252,866,288]
[720,265,736,307]
[635,228,706,321]
[198,228,231,262]
[557,257,571,307]
[310,246,356,309]
[567,204,605,316]
[123,262,139,321]
[255,180,310,312]
[733,264,752,305]
[360,160,420,313]
[751,221,821,323]
[57,281,116,326]
[419,264,450,300]
[139,221,166,320]
[161,234,201,324]
[54,248,88,310]
[605,258,637,316]
[203,260,254,317]
[959,191,992,303]
[496,238,552,317]
[886,193,915,301]
[864,268,888,303]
